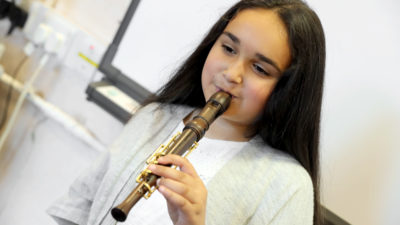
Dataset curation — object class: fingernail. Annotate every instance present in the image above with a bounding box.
[148,164,155,171]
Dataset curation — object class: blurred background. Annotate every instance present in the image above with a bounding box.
[0,0,399,224]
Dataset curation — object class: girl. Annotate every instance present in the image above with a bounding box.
[48,0,325,224]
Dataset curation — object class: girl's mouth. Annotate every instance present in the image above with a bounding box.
[216,87,236,98]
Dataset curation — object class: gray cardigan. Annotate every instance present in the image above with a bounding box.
[48,103,313,225]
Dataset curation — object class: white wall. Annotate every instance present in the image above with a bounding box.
[53,0,131,44]
[307,0,400,224]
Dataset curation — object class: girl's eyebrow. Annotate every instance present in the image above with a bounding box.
[222,31,282,74]
[222,31,240,44]
[255,53,282,74]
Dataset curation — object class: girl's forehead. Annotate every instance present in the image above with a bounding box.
[224,9,291,72]
[228,9,285,30]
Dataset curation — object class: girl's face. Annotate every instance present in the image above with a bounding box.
[201,9,291,131]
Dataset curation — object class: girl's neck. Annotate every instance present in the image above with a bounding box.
[205,117,252,142]
[183,109,252,142]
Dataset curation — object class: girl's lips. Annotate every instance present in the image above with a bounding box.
[216,87,237,98]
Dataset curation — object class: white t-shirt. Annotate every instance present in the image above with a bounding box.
[123,121,247,224]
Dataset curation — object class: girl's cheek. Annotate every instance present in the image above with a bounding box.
[246,81,273,108]
[207,47,229,71]
[205,56,223,73]
[248,79,267,97]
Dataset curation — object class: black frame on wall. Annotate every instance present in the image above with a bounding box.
[96,0,151,103]
[85,0,150,123]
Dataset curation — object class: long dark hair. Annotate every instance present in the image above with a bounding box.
[145,0,325,224]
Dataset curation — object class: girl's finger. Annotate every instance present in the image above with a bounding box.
[148,164,190,183]
[157,154,198,177]
[158,178,195,203]
[158,184,190,210]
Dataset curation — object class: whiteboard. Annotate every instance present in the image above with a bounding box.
[112,0,238,93]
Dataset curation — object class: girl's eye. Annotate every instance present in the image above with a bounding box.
[222,44,236,55]
[253,63,269,76]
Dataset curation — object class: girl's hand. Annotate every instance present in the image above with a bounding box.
[148,155,207,225]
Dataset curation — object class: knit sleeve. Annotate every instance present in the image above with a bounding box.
[247,166,314,225]
[46,151,111,225]
[268,184,314,225]
[45,103,164,225]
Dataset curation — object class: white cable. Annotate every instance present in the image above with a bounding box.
[0,43,5,60]
[29,94,106,152]
[0,54,49,152]
[0,19,96,153]
[0,67,106,153]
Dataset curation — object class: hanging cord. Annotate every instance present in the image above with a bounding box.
[0,55,28,131]
[0,53,49,152]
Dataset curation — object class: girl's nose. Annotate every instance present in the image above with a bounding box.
[223,60,244,84]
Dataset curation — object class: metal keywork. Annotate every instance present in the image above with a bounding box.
[135,131,199,199]
[145,132,182,165]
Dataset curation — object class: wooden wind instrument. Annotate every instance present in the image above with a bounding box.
[111,91,231,222]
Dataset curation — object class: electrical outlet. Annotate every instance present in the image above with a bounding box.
[44,10,77,58]
[63,30,106,80]
[21,1,106,78]
[23,1,50,39]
